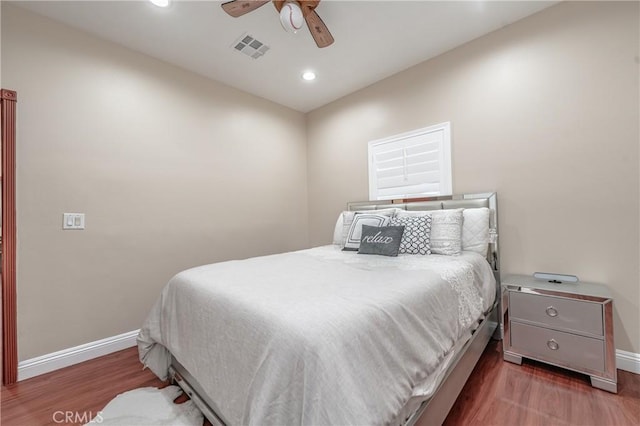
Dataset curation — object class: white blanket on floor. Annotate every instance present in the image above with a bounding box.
[86,386,203,426]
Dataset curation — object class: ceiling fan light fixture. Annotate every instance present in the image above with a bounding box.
[279,1,304,33]
[221,0,334,48]
[302,71,316,81]
[149,0,170,7]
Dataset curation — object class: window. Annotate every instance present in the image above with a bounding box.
[368,122,452,200]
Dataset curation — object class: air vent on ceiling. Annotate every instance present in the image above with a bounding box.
[232,33,270,59]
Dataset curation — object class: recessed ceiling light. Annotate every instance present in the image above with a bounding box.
[302,71,316,81]
[149,0,170,8]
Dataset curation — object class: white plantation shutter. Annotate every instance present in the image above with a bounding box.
[368,122,452,200]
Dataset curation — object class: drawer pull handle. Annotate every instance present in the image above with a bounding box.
[546,306,558,317]
[547,339,559,350]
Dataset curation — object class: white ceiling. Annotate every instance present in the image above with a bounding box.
[13,0,557,112]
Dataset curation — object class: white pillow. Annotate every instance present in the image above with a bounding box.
[335,208,398,247]
[343,213,391,251]
[332,213,344,245]
[462,207,490,256]
[397,208,463,255]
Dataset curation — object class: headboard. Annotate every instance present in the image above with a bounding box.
[347,192,500,283]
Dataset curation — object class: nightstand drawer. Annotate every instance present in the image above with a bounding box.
[510,291,603,336]
[510,322,605,373]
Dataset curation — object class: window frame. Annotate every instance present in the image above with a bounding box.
[368,121,452,201]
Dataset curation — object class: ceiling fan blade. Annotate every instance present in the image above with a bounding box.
[221,0,270,18]
[304,9,334,48]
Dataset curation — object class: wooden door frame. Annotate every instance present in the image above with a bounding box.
[1,89,18,384]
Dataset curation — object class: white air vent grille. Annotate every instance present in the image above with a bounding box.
[232,33,270,59]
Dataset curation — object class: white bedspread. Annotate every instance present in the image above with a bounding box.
[138,246,495,426]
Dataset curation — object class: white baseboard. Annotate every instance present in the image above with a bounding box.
[617,349,640,374]
[17,329,139,381]
[15,329,640,381]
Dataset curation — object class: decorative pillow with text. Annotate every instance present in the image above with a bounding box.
[357,225,405,257]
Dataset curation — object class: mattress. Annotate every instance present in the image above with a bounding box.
[138,245,496,426]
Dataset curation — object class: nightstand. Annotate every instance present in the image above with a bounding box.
[502,274,617,393]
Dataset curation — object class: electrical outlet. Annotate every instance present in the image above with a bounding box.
[63,213,85,230]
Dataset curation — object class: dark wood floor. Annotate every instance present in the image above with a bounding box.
[445,341,640,426]
[2,340,639,425]
[1,348,165,425]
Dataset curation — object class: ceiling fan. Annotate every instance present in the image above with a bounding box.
[221,0,335,48]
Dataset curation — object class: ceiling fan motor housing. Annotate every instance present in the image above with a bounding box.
[279,1,304,33]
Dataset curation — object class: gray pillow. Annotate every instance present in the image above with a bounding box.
[357,225,405,257]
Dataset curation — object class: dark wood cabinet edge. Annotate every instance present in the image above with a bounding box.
[1,88,18,384]
[0,90,17,101]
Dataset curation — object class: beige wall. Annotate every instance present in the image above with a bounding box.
[2,4,308,361]
[307,2,640,353]
[3,1,640,361]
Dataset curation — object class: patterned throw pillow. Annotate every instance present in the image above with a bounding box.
[389,214,432,255]
[396,209,463,255]
[338,208,398,246]
[342,213,391,251]
[429,209,463,255]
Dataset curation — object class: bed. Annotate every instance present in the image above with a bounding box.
[138,192,501,426]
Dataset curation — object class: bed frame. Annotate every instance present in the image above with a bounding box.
[169,192,501,426]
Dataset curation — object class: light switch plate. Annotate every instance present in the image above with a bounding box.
[63,213,85,230]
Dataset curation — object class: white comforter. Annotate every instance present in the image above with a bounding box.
[138,246,495,426]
